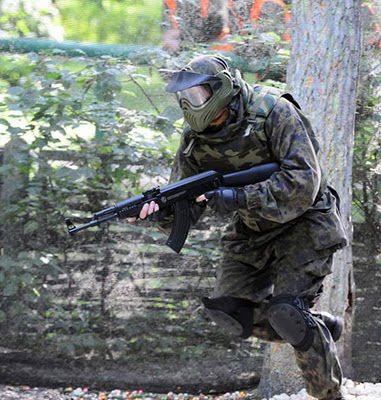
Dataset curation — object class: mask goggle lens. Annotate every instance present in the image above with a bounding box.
[177,84,212,107]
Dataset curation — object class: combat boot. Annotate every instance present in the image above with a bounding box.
[312,311,344,342]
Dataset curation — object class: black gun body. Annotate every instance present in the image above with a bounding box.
[114,170,222,219]
[66,171,222,236]
[65,162,280,253]
[223,162,279,186]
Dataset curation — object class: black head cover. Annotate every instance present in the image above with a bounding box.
[165,70,220,93]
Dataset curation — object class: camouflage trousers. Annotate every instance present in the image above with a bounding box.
[212,248,343,399]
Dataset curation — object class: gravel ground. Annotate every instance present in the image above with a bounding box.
[0,379,380,400]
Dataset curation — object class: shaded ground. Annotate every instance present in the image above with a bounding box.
[0,380,380,400]
[0,350,260,394]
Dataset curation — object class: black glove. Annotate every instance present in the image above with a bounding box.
[205,187,247,215]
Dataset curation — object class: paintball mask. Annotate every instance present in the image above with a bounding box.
[165,55,236,132]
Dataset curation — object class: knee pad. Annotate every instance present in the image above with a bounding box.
[202,296,254,339]
[267,294,317,352]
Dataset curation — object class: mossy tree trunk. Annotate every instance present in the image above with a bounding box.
[259,1,362,397]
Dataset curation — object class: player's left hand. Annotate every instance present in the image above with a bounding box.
[198,187,246,215]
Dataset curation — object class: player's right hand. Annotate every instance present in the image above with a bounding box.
[127,201,159,223]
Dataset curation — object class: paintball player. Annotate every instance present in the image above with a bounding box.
[162,0,291,53]
[163,0,230,53]
[129,55,348,400]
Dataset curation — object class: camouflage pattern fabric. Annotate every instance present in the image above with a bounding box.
[212,253,343,399]
[159,80,348,399]
[296,318,343,400]
[163,82,347,263]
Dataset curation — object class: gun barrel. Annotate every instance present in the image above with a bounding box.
[222,162,279,186]
[66,219,99,235]
[65,212,119,235]
[94,205,116,218]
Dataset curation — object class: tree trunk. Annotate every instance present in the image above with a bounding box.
[0,137,30,255]
[259,1,362,397]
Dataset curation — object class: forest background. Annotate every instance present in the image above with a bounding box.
[0,0,380,398]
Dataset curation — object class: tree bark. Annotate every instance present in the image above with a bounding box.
[259,1,362,397]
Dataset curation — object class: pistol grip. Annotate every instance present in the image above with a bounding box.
[166,199,191,253]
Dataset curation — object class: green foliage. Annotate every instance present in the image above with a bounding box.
[0,0,163,45]
[0,52,182,357]
[0,0,63,40]
[57,0,163,45]
[0,53,36,86]
[352,24,380,248]
[0,8,42,37]
[0,251,61,343]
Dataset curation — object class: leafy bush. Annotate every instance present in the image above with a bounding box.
[58,0,163,46]
[0,53,181,357]
[0,0,64,40]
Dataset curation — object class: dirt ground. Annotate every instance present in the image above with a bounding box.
[0,379,380,400]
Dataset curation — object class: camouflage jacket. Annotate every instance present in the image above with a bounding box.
[161,82,347,262]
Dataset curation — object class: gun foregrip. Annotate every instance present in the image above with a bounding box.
[166,199,191,253]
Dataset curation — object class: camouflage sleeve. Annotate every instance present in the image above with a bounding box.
[243,97,322,223]
[157,132,205,233]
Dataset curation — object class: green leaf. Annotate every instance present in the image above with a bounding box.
[8,103,21,110]
[0,118,11,127]
[55,166,80,179]
[0,311,5,322]
[0,256,17,271]
[24,221,39,234]
[7,86,25,96]
[3,282,18,296]
[123,90,137,97]
[148,279,162,289]
[95,128,105,141]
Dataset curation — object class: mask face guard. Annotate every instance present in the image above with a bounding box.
[176,84,213,107]
[165,70,221,93]
[182,72,234,132]
[166,69,235,132]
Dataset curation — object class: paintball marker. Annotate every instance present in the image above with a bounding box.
[65,162,279,253]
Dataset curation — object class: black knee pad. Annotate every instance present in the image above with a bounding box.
[202,296,254,339]
[267,294,317,352]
